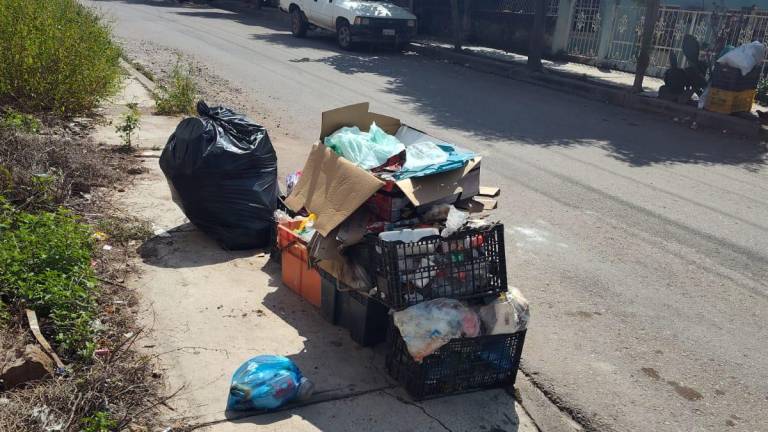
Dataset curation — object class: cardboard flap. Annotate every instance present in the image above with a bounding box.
[320,103,401,139]
[285,144,384,236]
[396,157,482,206]
[479,186,500,197]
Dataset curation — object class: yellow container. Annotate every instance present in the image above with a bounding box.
[705,88,755,114]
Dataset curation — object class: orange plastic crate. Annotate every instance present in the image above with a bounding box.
[277,221,321,307]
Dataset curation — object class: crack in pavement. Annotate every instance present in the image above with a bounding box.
[381,389,453,432]
[184,384,398,430]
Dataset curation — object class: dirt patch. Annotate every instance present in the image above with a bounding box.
[120,40,255,116]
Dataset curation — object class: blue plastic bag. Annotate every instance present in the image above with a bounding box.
[227,355,314,411]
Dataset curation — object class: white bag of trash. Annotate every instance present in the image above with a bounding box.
[478,286,530,335]
[717,41,768,75]
[393,298,481,362]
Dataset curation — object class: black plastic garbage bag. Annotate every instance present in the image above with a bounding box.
[160,101,278,250]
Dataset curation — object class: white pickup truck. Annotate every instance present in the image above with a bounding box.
[279,0,417,50]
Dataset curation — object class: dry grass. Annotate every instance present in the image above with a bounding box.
[0,123,183,430]
[0,128,133,213]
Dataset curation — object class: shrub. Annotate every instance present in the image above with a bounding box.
[153,60,197,115]
[0,108,41,133]
[0,0,122,115]
[0,198,97,356]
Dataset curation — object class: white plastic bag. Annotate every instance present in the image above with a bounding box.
[717,41,768,75]
[441,206,468,238]
[478,286,530,335]
[403,141,448,171]
[393,298,481,362]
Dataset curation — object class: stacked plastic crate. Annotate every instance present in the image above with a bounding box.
[370,224,526,400]
[706,64,760,114]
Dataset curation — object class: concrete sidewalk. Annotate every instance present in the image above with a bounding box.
[414,37,666,94]
[97,72,542,431]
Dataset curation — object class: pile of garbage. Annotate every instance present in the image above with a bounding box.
[159,102,530,406]
[275,103,529,400]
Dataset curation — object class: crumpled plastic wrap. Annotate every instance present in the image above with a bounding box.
[393,298,480,362]
[324,122,405,170]
[478,286,530,335]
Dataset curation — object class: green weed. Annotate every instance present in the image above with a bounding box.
[0,197,98,356]
[0,0,122,115]
[81,411,117,432]
[153,60,197,115]
[0,109,41,133]
[115,102,141,148]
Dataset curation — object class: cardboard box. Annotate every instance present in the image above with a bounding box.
[285,103,482,236]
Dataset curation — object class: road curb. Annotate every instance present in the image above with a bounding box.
[410,43,764,140]
[512,372,585,432]
[120,58,156,92]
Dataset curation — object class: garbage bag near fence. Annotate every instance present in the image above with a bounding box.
[717,41,768,76]
[227,355,314,411]
[160,101,278,250]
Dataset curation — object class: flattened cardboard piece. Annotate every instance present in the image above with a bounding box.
[316,258,369,290]
[308,230,343,262]
[336,207,374,248]
[479,186,500,197]
[474,197,498,210]
[396,158,482,207]
[456,198,486,214]
[284,144,384,236]
[320,102,401,140]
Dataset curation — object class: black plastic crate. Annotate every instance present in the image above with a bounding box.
[385,321,526,400]
[372,224,507,310]
[711,64,760,92]
[319,270,389,347]
[320,270,341,325]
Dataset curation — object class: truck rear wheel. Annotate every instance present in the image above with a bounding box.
[290,8,308,38]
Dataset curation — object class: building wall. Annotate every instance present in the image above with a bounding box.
[411,0,558,54]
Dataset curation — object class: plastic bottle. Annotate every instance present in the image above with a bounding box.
[227,355,314,411]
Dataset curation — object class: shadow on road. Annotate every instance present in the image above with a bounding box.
[93,0,767,170]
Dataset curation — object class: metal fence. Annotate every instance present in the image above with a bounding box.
[565,0,603,59]
[604,6,768,78]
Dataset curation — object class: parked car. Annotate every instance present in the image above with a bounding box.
[279,0,417,50]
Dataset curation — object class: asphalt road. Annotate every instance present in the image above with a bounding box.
[86,1,768,431]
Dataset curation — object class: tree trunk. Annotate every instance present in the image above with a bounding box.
[633,0,660,92]
[451,0,462,52]
[528,0,546,70]
[463,0,473,41]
